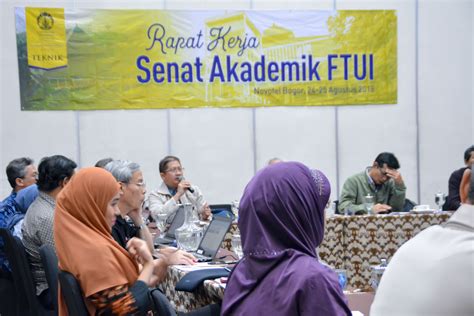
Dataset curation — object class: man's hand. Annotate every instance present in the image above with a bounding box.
[174,180,192,200]
[159,247,196,265]
[372,203,392,214]
[127,237,153,265]
[200,202,212,221]
[386,169,404,186]
[148,259,168,286]
[127,207,143,225]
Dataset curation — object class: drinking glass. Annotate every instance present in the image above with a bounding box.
[434,192,446,212]
[363,194,374,215]
[231,234,243,259]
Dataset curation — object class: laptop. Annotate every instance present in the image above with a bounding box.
[209,204,234,219]
[153,205,186,246]
[193,215,233,262]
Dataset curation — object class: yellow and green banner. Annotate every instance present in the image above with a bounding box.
[15,8,397,110]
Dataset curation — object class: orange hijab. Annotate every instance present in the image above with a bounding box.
[54,167,139,315]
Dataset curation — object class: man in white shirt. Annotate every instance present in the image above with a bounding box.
[147,155,211,225]
[371,165,474,316]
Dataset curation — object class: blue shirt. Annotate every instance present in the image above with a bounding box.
[0,192,24,274]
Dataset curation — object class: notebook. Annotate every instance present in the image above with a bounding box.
[192,215,233,262]
[153,205,186,246]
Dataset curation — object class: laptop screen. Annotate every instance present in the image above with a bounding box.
[209,204,232,213]
[209,204,234,220]
[196,216,233,258]
[165,206,186,239]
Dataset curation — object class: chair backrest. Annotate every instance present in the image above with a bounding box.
[0,228,53,315]
[0,277,16,316]
[149,288,177,316]
[39,244,59,314]
[58,270,88,316]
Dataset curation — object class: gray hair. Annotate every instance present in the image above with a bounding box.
[105,160,140,183]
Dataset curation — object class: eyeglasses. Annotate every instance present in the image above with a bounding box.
[164,167,184,174]
[378,167,390,177]
[126,181,146,188]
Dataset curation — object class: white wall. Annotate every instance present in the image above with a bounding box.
[1,0,472,208]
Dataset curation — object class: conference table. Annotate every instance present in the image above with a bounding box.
[158,211,453,312]
[320,211,452,289]
[161,264,375,314]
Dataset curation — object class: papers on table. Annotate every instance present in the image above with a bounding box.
[173,262,230,273]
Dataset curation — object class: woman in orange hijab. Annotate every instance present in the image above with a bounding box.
[54,167,165,315]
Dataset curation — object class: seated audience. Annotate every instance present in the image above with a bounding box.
[105,160,195,264]
[0,157,37,278]
[339,152,406,214]
[105,160,154,252]
[221,162,351,315]
[0,157,37,234]
[22,155,76,309]
[148,155,211,224]
[14,184,39,214]
[444,145,474,210]
[371,164,474,315]
[54,167,166,315]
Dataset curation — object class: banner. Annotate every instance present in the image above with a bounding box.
[15,8,397,110]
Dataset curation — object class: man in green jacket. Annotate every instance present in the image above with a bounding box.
[339,152,406,214]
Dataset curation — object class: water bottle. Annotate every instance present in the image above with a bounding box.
[175,203,202,251]
[434,191,446,212]
[231,199,239,222]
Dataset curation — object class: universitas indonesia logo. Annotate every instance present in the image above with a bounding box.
[37,12,54,30]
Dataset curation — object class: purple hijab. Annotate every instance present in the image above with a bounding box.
[221,162,350,316]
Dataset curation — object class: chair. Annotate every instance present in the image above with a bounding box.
[0,228,54,315]
[39,244,59,314]
[149,288,176,316]
[0,277,16,316]
[58,270,88,316]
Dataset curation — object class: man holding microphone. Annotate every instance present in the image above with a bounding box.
[147,155,212,226]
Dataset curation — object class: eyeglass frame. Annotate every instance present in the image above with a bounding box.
[123,181,147,188]
[163,167,185,174]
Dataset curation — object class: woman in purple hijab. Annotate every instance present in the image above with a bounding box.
[221,162,351,315]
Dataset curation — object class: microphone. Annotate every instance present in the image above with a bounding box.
[178,176,194,193]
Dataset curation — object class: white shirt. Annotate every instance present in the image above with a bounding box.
[370,204,474,316]
[147,181,208,223]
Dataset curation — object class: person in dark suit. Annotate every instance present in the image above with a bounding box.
[444,145,474,210]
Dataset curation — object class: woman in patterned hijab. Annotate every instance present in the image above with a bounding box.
[222,162,351,315]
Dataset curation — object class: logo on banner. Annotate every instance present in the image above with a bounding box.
[25,7,68,70]
[37,12,54,30]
